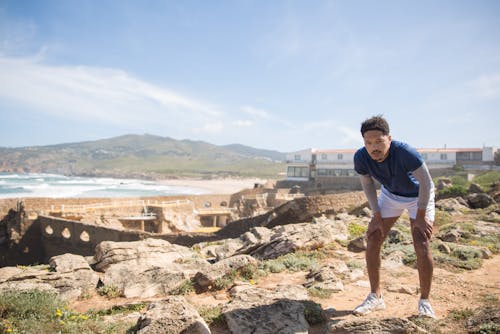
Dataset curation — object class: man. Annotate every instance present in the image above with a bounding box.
[352,115,436,318]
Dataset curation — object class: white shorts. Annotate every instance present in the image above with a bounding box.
[379,186,435,221]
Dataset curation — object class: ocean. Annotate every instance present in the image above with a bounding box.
[0,173,209,198]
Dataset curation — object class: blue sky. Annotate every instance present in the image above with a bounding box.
[0,0,499,152]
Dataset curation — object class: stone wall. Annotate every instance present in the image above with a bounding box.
[2,191,366,264]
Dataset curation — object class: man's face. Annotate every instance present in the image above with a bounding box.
[363,130,391,162]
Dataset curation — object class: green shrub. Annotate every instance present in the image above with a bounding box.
[97,285,122,299]
[262,250,324,273]
[302,300,324,325]
[438,185,468,199]
[0,289,136,334]
[197,305,225,326]
[434,210,453,227]
[213,270,237,290]
[473,171,500,189]
[348,222,367,239]
[0,289,64,321]
[170,279,195,295]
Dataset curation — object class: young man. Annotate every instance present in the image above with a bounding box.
[353,115,436,318]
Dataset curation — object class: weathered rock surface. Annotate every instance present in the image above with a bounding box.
[467,193,495,209]
[328,317,428,333]
[194,254,258,289]
[102,265,189,298]
[304,263,345,292]
[195,217,349,261]
[435,197,469,214]
[223,284,310,334]
[0,253,99,300]
[136,296,210,334]
[93,238,201,272]
[251,219,348,260]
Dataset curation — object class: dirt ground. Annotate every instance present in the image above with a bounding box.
[70,251,499,333]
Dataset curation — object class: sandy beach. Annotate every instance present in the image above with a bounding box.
[158,178,269,194]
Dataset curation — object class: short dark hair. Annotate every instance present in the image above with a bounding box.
[360,115,390,136]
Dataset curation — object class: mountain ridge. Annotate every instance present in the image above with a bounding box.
[0,134,287,178]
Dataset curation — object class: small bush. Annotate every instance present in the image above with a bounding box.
[434,210,453,227]
[438,185,468,199]
[97,285,122,299]
[302,300,324,325]
[213,271,237,290]
[262,250,324,273]
[171,279,195,295]
[348,222,367,239]
[197,305,225,326]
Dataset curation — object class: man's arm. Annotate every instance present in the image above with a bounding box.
[412,162,433,211]
[411,162,434,239]
[359,174,386,237]
[359,174,380,213]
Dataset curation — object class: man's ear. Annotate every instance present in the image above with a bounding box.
[388,135,392,142]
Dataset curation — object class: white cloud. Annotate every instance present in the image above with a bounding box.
[232,120,254,127]
[0,55,222,127]
[195,122,224,134]
[469,74,500,99]
[240,105,270,119]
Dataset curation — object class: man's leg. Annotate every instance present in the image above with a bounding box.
[410,219,434,299]
[366,216,399,296]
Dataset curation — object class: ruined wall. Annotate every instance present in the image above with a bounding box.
[39,215,152,259]
[2,191,367,264]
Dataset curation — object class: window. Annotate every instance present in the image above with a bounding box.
[321,153,327,160]
[337,153,343,160]
[294,154,301,161]
[287,166,309,178]
[421,153,428,160]
[440,153,447,160]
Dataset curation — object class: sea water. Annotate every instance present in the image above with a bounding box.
[0,173,208,198]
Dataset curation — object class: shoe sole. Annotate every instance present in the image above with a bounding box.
[352,305,386,316]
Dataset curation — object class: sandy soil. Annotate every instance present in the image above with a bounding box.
[159,178,268,194]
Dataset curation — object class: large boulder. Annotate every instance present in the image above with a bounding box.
[93,238,201,272]
[0,254,99,301]
[136,296,210,334]
[102,265,189,298]
[467,193,495,209]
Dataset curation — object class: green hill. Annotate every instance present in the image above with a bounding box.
[0,134,286,178]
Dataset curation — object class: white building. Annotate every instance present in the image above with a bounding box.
[286,147,497,180]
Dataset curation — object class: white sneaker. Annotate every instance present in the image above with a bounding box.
[418,299,435,318]
[353,293,386,315]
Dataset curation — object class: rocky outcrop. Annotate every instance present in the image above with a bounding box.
[0,253,99,300]
[93,238,201,272]
[223,283,311,334]
[467,193,495,209]
[328,317,428,333]
[195,216,348,261]
[194,254,258,289]
[136,296,210,334]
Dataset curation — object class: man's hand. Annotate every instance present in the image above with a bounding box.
[367,211,384,238]
[413,209,433,240]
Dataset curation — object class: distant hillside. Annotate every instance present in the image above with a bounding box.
[0,134,286,179]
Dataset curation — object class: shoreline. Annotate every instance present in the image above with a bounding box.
[158,178,268,194]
